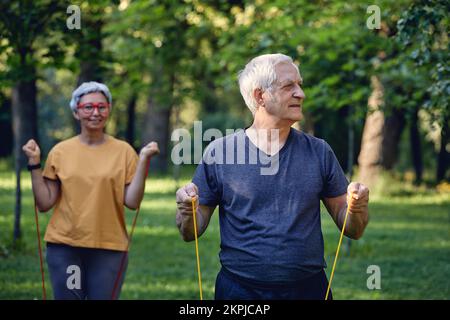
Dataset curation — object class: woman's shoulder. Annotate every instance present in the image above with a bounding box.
[107,136,137,153]
[49,136,80,153]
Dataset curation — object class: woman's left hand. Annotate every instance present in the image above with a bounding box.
[140,141,160,160]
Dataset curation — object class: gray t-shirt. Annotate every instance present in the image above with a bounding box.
[192,128,348,284]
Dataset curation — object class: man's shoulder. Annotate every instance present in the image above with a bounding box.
[204,129,245,149]
[291,128,327,148]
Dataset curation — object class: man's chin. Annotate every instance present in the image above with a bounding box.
[289,111,303,122]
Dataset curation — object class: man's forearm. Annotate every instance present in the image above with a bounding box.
[176,208,206,242]
[339,204,369,240]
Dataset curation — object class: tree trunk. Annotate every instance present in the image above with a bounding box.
[357,76,385,188]
[141,63,175,173]
[409,107,423,184]
[202,79,219,115]
[141,97,171,173]
[11,77,38,245]
[0,94,13,157]
[13,163,21,247]
[73,19,104,134]
[357,76,405,188]
[380,108,405,170]
[126,93,137,148]
[436,113,449,182]
[76,18,103,86]
[173,104,181,190]
[77,60,103,87]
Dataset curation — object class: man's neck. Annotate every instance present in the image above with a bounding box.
[246,116,293,155]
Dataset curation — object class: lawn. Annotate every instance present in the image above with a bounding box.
[0,170,449,299]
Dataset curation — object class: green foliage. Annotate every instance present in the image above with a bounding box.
[396,0,449,125]
[0,0,66,84]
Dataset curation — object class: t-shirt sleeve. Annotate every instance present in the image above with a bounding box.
[125,145,139,185]
[320,141,349,198]
[42,148,58,180]
[192,145,221,207]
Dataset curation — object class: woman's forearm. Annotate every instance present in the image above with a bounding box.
[124,158,149,209]
[125,141,159,209]
[30,170,58,212]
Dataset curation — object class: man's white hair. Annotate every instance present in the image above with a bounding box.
[237,53,298,114]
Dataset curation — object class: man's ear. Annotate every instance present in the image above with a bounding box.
[253,88,264,107]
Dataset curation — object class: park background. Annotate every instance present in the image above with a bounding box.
[0,0,448,299]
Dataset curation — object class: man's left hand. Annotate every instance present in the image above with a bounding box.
[347,182,369,217]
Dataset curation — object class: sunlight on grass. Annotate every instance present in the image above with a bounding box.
[134,225,179,237]
[369,221,448,231]
[140,199,177,211]
[144,177,191,194]
[122,281,215,300]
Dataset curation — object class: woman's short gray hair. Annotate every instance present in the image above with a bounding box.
[69,81,112,112]
[237,53,297,114]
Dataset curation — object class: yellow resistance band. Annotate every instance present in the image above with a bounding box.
[191,198,203,300]
[325,195,353,300]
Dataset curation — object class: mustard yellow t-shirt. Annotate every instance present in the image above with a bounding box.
[42,135,138,251]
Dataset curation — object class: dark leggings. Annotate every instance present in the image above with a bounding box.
[215,267,333,300]
[46,242,128,300]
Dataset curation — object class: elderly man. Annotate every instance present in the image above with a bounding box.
[176,54,369,300]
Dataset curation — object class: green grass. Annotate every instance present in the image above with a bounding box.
[0,170,449,299]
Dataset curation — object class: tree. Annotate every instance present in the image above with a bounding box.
[62,1,113,133]
[0,92,12,157]
[397,0,449,182]
[0,0,65,245]
[355,1,422,188]
[107,0,222,172]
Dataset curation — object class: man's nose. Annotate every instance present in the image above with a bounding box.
[293,86,306,100]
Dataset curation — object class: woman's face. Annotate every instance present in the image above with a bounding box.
[73,92,110,131]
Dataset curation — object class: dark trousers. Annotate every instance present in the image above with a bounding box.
[215,267,332,300]
[46,242,128,300]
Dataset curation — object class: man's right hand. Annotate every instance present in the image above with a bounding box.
[22,139,41,165]
[176,182,215,241]
[176,182,199,217]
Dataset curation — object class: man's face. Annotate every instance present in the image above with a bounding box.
[262,62,306,123]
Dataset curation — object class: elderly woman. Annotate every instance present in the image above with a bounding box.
[22,82,159,300]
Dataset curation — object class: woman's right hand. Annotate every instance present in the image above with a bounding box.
[22,139,41,165]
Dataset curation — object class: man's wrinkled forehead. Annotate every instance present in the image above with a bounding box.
[274,62,303,84]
